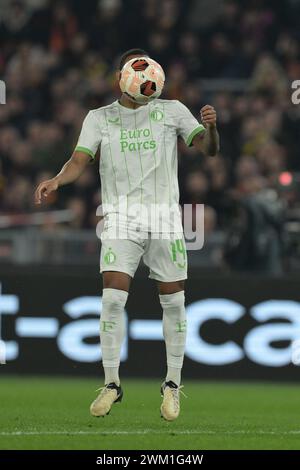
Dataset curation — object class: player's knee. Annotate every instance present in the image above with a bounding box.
[158,280,185,295]
[103,271,131,291]
[102,288,128,312]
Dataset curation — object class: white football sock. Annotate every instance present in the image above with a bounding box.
[100,288,128,386]
[103,367,120,386]
[159,291,186,386]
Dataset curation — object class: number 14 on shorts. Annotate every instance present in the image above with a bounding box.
[170,239,186,269]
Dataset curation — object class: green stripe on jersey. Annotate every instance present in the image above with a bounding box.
[134,112,143,206]
[186,125,205,147]
[104,109,119,199]
[75,146,95,158]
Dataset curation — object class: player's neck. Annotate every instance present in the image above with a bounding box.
[119,94,145,110]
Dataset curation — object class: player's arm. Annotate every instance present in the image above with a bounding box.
[192,105,219,156]
[35,110,101,205]
[34,151,91,204]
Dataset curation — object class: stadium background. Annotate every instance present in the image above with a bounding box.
[1,0,300,451]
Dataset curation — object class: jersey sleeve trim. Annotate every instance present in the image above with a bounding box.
[74,146,95,159]
[186,125,206,147]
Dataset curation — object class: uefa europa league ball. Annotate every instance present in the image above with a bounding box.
[119,57,165,104]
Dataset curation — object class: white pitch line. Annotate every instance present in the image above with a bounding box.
[1,430,300,436]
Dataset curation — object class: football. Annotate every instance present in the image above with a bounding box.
[119,56,165,104]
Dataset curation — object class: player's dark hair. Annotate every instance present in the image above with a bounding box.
[119,48,149,70]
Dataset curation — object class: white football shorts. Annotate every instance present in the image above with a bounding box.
[100,227,187,282]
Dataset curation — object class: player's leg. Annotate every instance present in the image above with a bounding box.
[90,271,130,417]
[157,280,186,421]
[90,238,143,417]
[158,280,186,387]
[100,271,131,387]
[143,236,187,421]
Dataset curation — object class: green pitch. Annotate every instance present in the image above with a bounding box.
[0,377,299,450]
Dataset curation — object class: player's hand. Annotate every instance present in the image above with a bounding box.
[200,105,217,128]
[35,178,59,205]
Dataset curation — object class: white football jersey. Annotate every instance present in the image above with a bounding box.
[75,99,205,233]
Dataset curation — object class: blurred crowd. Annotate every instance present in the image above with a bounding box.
[1,0,300,263]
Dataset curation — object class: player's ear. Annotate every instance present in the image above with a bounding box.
[116,71,121,82]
